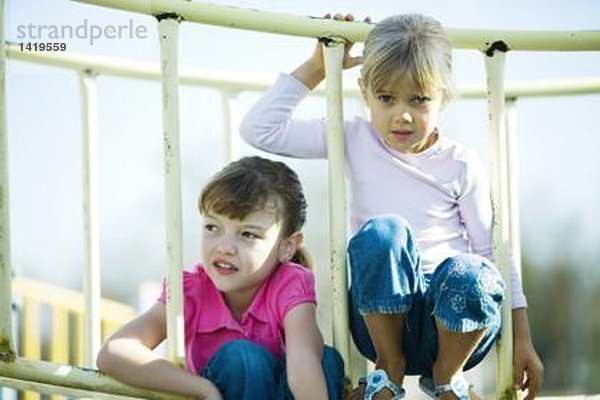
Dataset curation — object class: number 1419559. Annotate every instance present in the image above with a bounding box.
[19,42,67,51]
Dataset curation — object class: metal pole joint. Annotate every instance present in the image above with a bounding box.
[155,12,183,23]
[319,36,346,47]
[485,40,510,57]
[81,68,99,78]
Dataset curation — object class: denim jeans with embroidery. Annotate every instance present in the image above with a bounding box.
[202,339,345,400]
[348,215,505,376]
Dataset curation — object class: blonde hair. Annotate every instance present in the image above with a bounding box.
[361,14,454,102]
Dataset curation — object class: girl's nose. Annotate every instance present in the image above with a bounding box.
[400,111,412,123]
[393,109,412,124]
[216,237,237,255]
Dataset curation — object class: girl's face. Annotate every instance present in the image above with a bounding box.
[201,205,300,307]
[361,77,445,154]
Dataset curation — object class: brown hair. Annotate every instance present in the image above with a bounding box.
[361,14,454,103]
[199,156,312,267]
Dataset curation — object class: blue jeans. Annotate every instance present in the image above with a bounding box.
[202,339,345,400]
[348,215,505,376]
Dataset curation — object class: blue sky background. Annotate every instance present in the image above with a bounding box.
[5,0,600,326]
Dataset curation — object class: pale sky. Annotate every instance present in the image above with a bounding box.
[5,0,600,307]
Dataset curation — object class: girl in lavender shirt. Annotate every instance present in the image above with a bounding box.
[97,156,344,400]
[240,13,543,400]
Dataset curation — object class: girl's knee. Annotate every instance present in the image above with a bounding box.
[348,215,419,275]
[436,254,503,289]
[430,254,504,332]
[350,215,412,248]
[211,339,275,371]
[204,340,280,398]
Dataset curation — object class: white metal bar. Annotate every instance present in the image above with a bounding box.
[157,16,185,364]
[4,44,279,92]
[7,45,600,98]
[71,0,600,51]
[485,50,515,400]
[322,38,351,378]
[73,0,371,43]
[0,358,186,399]
[505,100,522,275]
[220,90,240,163]
[460,78,600,99]
[79,70,102,368]
[0,0,16,359]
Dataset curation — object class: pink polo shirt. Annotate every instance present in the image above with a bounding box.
[157,262,316,374]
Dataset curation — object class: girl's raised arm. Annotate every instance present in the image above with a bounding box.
[240,14,366,160]
[283,303,328,400]
[96,303,222,400]
[239,72,329,159]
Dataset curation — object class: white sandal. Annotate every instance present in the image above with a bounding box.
[418,375,471,400]
[359,369,405,400]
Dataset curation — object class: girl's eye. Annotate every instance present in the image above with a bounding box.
[242,231,260,239]
[204,224,218,232]
[377,94,394,104]
[411,96,431,105]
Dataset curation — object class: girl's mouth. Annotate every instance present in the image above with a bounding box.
[391,130,412,140]
[213,260,238,275]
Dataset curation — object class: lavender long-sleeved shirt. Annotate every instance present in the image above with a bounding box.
[240,73,526,308]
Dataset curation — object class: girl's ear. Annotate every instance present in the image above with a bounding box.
[278,231,303,263]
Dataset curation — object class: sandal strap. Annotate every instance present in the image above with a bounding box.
[432,375,471,399]
[418,375,472,400]
[362,369,405,400]
[433,382,456,395]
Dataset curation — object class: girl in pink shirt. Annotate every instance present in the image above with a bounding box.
[96,156,344,400]
[240,13,544,400]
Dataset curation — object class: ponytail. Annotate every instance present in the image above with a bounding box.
[290,246,313,269]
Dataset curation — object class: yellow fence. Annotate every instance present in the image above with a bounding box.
[10,276,137,400]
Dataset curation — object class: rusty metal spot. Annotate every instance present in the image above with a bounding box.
[0,336,16,363]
